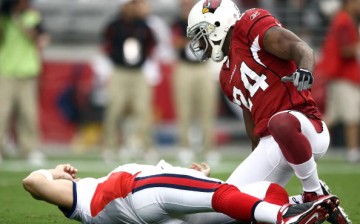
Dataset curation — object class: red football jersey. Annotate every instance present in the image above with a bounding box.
[219,8,321,137]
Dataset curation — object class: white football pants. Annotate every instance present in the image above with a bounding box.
[227,110,330,188]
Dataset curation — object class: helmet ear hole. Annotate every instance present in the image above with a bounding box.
[214,21,220,27]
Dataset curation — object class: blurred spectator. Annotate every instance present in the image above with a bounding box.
[101,0,157,164]
[0,0,49,165]
[138,0,175,86]
[139,0,177,130]
[316,0,360,163]
[137,0,176,160]
[171,0,220,166]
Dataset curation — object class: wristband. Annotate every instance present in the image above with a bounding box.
[31,169,53,180]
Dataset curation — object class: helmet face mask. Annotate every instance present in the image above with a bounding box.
[187,0,241,62]
[187,22,215,61]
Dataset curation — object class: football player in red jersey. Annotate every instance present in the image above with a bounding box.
[187,0,350,223]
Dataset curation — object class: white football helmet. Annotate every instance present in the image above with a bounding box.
[187,0,240,62]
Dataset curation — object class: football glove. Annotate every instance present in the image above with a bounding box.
[281,68,314,91]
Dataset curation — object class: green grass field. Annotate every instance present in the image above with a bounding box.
[0,151,359,224]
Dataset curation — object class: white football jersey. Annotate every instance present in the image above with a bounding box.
[64,163,161,223]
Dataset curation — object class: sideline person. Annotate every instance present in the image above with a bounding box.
[0,0,48,165]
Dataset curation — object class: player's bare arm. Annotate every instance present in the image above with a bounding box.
[264,26,315,91]
[23,164,76,209]
[242,109,259,150]
[263,26,314,72]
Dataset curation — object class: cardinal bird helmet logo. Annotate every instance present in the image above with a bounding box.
[202,0,222,14]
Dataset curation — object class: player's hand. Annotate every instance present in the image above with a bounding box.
[281,68,313,91]
[54,164,78,180]
[190,162,211,177]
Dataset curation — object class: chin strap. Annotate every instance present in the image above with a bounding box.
[211,45,224,62]
[209,36,226,62]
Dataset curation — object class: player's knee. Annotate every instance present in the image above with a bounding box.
[268,112,300,137]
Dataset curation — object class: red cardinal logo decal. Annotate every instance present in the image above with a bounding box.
[202,0,222,14]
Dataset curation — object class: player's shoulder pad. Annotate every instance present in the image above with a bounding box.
[235,8,280,39]
[239,8,273,24]
[156,159,174,170]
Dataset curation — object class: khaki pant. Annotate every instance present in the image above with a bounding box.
[102,67,153,151]
[0,76,39,154]
[326,80,360,124]
[173,62,218,152]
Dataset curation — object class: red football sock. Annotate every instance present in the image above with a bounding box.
[264,183,289,205]
[212,184,261,223]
